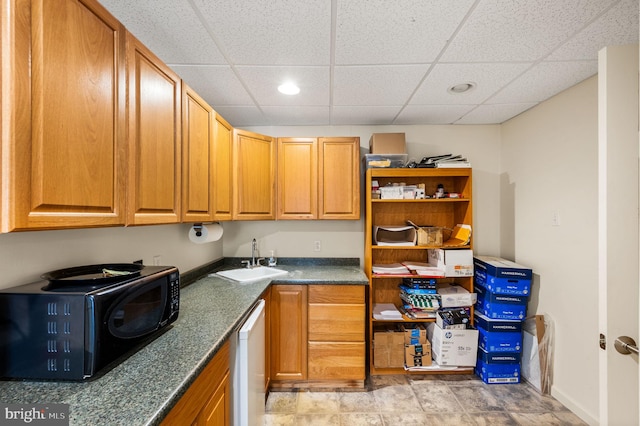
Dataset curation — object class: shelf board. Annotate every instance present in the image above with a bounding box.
[371,198,469,203]
[371,273,444,279]
[372,316,436,323]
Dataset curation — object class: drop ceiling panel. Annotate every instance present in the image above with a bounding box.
[334,0,475,65]
[262,106,331,126]
[191,0,331,65]
[236,66,329,106]
[333,65,429,106]
[331,106,404,125]
[213,106,268,127]
[441,0,619,62]
[456,103,538,124]
[99,0,226,64]
[395,105,477,125]
[97,0,638,126]
[411,63,531,105]
[547,0,639,61]
[489,61,598,104]
[170,65,255,105]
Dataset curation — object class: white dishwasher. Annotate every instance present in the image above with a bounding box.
[232,299,265,426]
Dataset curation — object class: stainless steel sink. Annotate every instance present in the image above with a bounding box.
[213,266,288,283]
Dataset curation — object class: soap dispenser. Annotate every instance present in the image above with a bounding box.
[268,250,277,267]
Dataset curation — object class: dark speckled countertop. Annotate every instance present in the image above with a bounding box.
[0,260,367,426]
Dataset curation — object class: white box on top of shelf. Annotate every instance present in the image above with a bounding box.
[427,249,473,277]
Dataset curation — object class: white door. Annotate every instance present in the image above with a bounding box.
[598,44,639,426]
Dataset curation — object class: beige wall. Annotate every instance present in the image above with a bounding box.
[501,76,599,423]
[0,224,223,289]
[229,124,503,263]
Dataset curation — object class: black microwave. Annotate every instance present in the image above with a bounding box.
[0,264,179,381]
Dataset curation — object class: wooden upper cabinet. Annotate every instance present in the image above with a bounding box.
[318,137,360,219]
[126,32,182,225]
[212,113,233,221]
[277,138,318,219]
[232,129,276,220]
[182,84,214,223]
[2,0,127,231]
[276,136,360,220]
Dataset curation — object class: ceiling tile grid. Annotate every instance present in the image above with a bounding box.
[98,0,638,126]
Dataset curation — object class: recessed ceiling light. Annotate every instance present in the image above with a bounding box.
[278,82,300,95]
[448,82,476,94]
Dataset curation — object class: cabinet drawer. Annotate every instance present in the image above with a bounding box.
[308,285,364,304]
[308,342,365,380]
[308,304,365,341]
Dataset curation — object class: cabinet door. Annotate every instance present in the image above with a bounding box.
[318,137,360,219]
[193,371,230,426]
[232,129,275,220]
[3,0,126,231]
[182,84,214,223]
[126,32,181,225]
[212,113,233,221]
[161,341,230,425]
[277,137,317,219]
[270,285,307,381]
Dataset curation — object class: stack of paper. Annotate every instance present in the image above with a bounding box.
[372,263,410,275]
[416,154,471,168]
[373,303,403,320]
[402,261,446,277]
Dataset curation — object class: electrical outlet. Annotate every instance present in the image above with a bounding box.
[313,240,321,252]
[551,210,561,227]
[153,256,162,266]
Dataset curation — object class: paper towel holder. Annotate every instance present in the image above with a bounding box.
[193,222,220,237]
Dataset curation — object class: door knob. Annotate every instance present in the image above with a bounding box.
[614,336,639,355]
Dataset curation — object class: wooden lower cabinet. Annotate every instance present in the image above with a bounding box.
[270,284,365,389]
[161,341,230,426]
[270,285,308,382]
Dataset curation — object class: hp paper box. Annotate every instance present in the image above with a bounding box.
[427,323,478,366]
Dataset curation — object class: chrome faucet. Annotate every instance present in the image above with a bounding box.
[242,238,264,268]
[251,238,258,266]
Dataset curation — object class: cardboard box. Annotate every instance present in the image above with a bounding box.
[369,133,406,154]
[402,324,428,345]
[437,283,477,307]
[405,342,432,367]
[474,268,531,296]
[475,283,527,320]
[428,249,473,277]
[474,312,523,333]
[416,226,443,246]
[427,323,478,366]
[477,348,522,364]
[477,325,523,353]
[373,329,405,368]
[475,358,521,384]
[473,256,532,280]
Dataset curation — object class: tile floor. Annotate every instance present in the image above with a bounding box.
[264,374,587,425]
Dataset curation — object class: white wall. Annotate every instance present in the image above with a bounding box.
[227,124,503,263]
[501,76,599,423]
[0,224,223,289]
